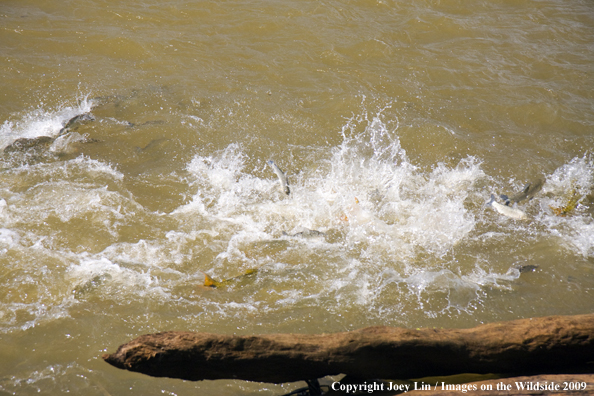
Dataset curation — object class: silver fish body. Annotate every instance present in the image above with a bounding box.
[267,160,290,195]
[487,194,527,220]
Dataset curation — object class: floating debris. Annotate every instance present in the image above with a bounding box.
[203,268,259,289]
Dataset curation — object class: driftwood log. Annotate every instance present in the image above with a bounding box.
[103,313,594,384]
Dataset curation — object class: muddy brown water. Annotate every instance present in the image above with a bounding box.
[1,0,593,394]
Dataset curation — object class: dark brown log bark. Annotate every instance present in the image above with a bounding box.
[102,313,594,384]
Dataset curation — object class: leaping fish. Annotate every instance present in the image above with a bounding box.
[487,194,527,220]
[267,160,290,195]
[500,178,544,206]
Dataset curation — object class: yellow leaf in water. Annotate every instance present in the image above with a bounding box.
[203,273,221,288]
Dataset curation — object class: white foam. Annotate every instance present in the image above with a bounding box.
[0,300,73,333]
[567,220,594,258]
[543,155,593,198]
[2,362,93,394]
[168,111,498,318]
[2,101,592,328]
[49,132,86,154]
[0,228,19,246]
[3,155,123,183]
[68,255,171,300]
[101,238,188,269]
[538,154,594,257]
[0,157,128,237]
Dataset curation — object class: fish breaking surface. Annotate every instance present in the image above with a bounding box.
[267,160,291,196]
[487,194,528,220]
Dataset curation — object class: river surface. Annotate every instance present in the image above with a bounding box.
[1,0,594,394]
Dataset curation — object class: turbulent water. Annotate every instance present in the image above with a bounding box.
[1,0,594,395]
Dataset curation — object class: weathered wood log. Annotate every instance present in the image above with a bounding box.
[102,313,594,384]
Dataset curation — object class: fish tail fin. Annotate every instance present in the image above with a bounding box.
[486,194,496,207]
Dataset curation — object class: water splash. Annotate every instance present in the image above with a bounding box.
[539,154,594,257]
[172,112,490,317]
[0,96,94,150]
[0,106,592,334]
